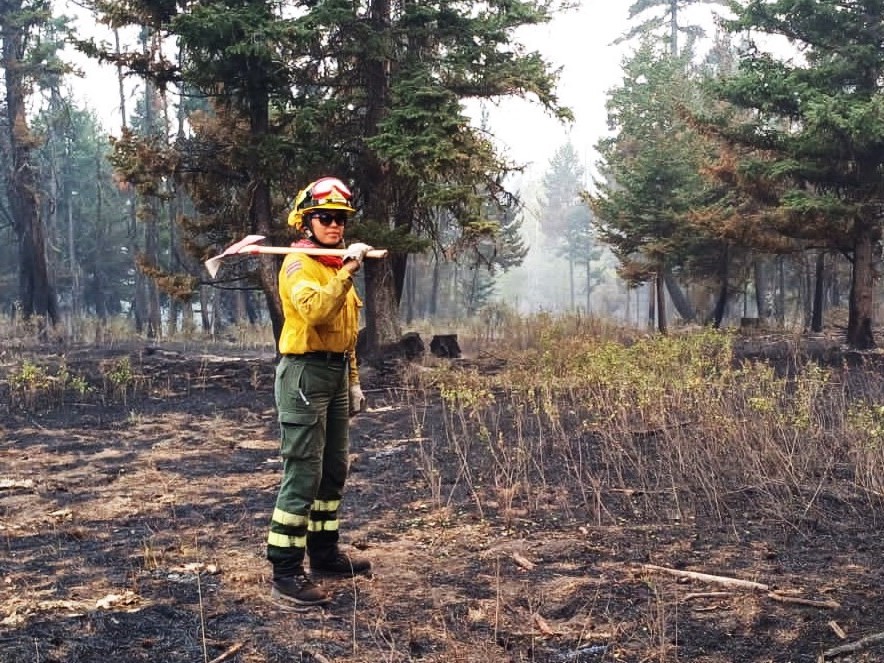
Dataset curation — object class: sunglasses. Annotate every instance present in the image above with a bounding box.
[310,212,349,227]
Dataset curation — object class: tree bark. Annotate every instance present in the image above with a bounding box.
[811,250,825,333]
[710,245,730,328]
[429,254,439,317]
[357,0,401,355]
[663,267,695,322]
[753,257,770,319]
[140,60,162,339]
[647,281,655,330]
[246,69,284,342]
[656,270,667,333]
[847,222,876,349]
[2,6,58,329]
[362,259,400,353]
[568,257,575,310]
[776,255,786,326]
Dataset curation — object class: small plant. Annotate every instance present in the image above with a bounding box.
[8,360,51,409]
[103,356,136,404]
[6,356,96,410]
[847,402,884,445]
[55,358,93,403]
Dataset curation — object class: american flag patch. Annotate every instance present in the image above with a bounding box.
[285,260,303,276]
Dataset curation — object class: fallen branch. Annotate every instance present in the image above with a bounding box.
[767,592,839,609]
[208,641,245,663]
[642,564,769,591]
[512,552,536,571]
[820,630,884,661]
[828,621,847,640]
[683,591,731,601]
[532,613,556,636]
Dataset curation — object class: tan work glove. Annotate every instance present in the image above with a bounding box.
[349,383,366,416]
[342,242,374,271]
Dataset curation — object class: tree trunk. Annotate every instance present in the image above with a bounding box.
[402,260,414,323]
[145,199,162,338]
[647,281,655,329]
[663,267,695,322]
[711,277,729,328]
[776,256,786,326]
[429,254,439,317]
[117,30,146,333]
[362,259,400,353]
[358,0,401,355]
[568,257,574,310]
[585,258,591,314]
[811,251,825,333]
[2,9,58,329]
[141,65,162,339]
[247,73,284,342]
[92,148,109,320]
[753,257,770,319]
[710,245,730,328]
[847,222,876,349]
[656,270,667,333]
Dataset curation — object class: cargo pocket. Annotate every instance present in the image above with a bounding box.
[278,410,320,460]
[275,359,307,411]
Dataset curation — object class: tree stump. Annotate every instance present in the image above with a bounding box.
[397,331,426,360]
[430,334,461,358]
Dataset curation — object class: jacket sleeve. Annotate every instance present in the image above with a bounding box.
[288,264,353,325]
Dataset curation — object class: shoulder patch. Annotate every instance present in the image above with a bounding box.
[285,260,303,277]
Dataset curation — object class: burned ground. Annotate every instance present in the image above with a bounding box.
[2,341,884,663]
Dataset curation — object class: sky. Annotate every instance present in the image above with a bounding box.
[480,3,633,188]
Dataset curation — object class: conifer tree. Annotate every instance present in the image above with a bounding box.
[591,42,716,329]
[699,0,884,348]
[0,0,67,329]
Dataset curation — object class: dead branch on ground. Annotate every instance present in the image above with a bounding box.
[208,641,246,663]
[767,592,839,609]
[642,564,769,591]
[819,630,884,661]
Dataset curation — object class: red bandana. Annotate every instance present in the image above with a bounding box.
[292,238,343,270]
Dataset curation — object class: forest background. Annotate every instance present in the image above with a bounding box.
[6,3,884,660]
[2,0,884,351]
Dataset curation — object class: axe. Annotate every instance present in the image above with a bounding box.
[204,235,388,278]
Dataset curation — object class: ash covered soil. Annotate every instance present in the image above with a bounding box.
[1,341,883,663]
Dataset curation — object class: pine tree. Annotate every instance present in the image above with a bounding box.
[0,0,68,330]
[699,0,884,348]
[592,41,718,329]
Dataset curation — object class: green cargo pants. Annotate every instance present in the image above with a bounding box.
[266,353,350,575]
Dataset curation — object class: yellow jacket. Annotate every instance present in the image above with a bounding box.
[277,254,362,384]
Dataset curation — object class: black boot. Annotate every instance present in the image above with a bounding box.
[308,530,372,577]
[271,569,330,608]
[309,547,372,576]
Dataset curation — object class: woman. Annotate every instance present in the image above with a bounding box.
[266,176,374,608]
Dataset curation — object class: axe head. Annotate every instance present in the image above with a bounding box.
[204,235,267,277]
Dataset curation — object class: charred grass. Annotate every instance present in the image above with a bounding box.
[2,314,884,662]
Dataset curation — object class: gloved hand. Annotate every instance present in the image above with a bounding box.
[342,242,373,271]
[349,383,366,416]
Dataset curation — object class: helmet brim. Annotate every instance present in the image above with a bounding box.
[303,203,356,213]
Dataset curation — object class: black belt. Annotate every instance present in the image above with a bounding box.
[286,351,349,362]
